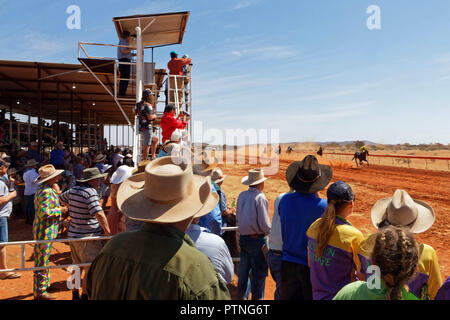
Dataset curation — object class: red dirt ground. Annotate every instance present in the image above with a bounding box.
[1,154,449,300]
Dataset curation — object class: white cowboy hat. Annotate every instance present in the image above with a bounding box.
[117,156,219,223]
[241,168,268,186]
[110,165,134,185]
[171,129,182,142]
[34,164,64,185]
[371,189,435,234]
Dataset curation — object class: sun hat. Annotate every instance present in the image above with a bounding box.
[117,156,219,223]
[285,155,332,194]
[138,160,151,173]
[327,181,355,202]
[143,89,152,99]
[7,168,16,176]
[25,159,39,167]
[0,152,10,159]
[371,189,435,234]
[98,163,113,174]
[211,167,226,184]
[110,165,134,185]
[34,164,64,184]
[241,168,268,186]
[192,153,217,177]
[77,167,108,183]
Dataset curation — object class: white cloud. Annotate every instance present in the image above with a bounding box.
[232,0,263,10]
[231,45,295,60]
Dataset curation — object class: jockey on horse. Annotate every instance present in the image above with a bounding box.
[353,145,369,166]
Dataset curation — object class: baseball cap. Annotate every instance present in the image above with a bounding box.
[170,51,178,57]
[327,180,355,202]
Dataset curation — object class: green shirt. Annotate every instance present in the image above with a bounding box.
[333,280,419,300]
[86,223,231,300]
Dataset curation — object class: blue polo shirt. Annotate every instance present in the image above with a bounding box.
[279,192,327,266]
[50,149,64,166]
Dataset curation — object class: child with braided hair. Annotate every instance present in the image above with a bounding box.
[357,190,442,299]
[333,225,419,300]
[306,181,364,300]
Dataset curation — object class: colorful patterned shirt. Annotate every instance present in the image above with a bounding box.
[33,184,61,241]
[357,233,443,299]
[307,216,364,300]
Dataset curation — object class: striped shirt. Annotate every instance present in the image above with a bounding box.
[60,183,103,238]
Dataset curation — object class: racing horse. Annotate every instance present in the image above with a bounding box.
[286,146,293,154]
[317,146,323,157]
[352,149,369,166]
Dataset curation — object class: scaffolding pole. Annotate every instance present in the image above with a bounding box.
[133,26,143,166]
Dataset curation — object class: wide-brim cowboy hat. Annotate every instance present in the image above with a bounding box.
[77,167,108,183]
[241,168,268,186]
[286,155,332,194]
[34,164,64,185]
[25,159,39,167]
[211,167,227,184]
[371,189,435,234]
[117,156,219,223]
[94,154,107,163]
[192,153,218,176]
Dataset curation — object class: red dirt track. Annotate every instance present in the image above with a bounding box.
[1,154,449,300]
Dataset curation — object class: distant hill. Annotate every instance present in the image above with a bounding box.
[313,140,377,146]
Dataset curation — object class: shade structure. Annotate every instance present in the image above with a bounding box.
[0,60,166,125]
[112,11,190,48]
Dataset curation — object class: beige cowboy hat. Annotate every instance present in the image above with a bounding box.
[25,159,39,167]
[371,189,435,234]
[138,160,151,173]
[192,152,218,177]
[211,167,227,184]
[34,164,64,184]
[94,153,106,163]
[241,168,268,186]
[117,156,219,223]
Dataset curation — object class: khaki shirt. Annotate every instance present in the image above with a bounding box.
[86,223,231,300]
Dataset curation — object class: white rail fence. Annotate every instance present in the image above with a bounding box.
[0,226,240,274]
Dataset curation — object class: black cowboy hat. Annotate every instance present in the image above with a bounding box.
[286,155,333,194]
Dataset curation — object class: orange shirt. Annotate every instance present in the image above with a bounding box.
[167,58,192,75]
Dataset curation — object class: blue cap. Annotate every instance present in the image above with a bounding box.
[170,51,178,57]
[327,180,355,202]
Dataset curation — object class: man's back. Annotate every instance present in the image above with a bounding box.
[87,223,231,300]
[168,57,192,75]
[279,192,327,266]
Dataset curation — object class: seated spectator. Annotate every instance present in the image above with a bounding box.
[187,217,234,284]
[26,141,43,165]
[86,156,230,300]
[111,148,124,169]
[333,226,419,300]
[306,181,364,300]
[357,189,442,299]
[158,129,183,158]
[160,105,187,143]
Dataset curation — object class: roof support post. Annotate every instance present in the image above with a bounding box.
[37,64,42,155]
[109,124,111,150]
[80,101,83,151]
[9,100,12,145]
[70,92,73,152]
[28,113,31,145]
[88,108,91,150]
[133,25,143,166]
[56,81,60,143]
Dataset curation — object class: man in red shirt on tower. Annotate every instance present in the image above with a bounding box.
[160,105,187,143]
[167,51,192,110]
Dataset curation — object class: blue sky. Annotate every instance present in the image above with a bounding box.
[1,0,450,145]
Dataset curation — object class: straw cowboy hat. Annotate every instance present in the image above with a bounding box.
[138,160,151,173]
[34,164,64,185]
[241,168,268,186]
[192,152,217,176]
[77,167,108,183]
[25,159,39,167]
[371,189,435,234]
[117,156,219,223]
[211,167,227,184]
[286,155,332,194]
[7,168,16,176]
